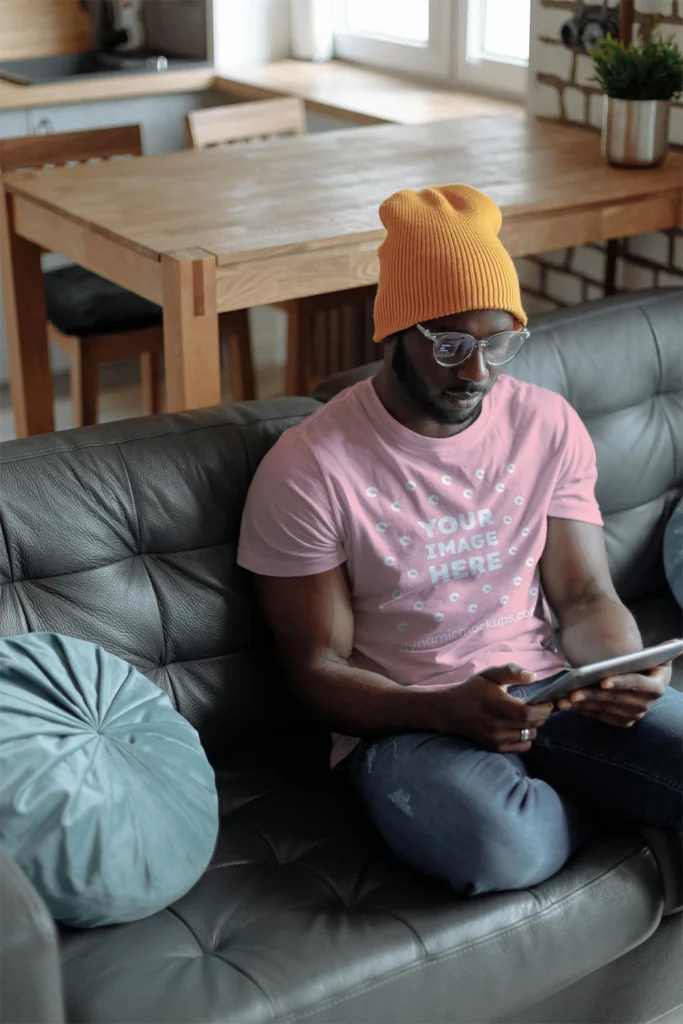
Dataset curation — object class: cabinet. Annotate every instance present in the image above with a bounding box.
[0,109,30,139]
[26,90,225,154]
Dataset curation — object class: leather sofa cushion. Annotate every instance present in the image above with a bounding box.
[629,588,683,674]
[58,755,665,1024]
[45,266,161,337]
[663,499,683,607]
[0,400,323,764]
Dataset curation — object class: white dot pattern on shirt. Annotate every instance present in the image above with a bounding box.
[367,453,541,643]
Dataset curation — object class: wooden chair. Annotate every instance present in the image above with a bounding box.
[0,126,165,426]
[186,96,308,148]
[186,99,377,396]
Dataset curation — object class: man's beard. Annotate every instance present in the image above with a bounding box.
[391,335,489,426]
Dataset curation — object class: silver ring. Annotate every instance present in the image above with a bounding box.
[520,728,531,743]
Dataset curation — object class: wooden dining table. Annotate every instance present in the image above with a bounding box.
[2,114,682,436]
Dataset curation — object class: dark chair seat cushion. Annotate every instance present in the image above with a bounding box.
[45,266,161,338]
[57,754,665,1024]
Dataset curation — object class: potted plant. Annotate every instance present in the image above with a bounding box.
[591,23,683,167]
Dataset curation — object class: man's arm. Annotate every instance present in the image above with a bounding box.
[254,569,552,751]
[540,517,642,664]
[540,517,670,724]
[254,567,440,736]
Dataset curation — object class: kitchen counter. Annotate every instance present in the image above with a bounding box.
[0,65,216,109]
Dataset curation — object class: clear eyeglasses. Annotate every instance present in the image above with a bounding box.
[416,322,530,368]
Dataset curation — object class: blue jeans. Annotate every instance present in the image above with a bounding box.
[350,684,683,895]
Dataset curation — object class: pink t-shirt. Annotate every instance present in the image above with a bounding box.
[238,376,603,765]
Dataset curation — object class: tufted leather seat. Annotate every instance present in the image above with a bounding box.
[0,290,681,1023]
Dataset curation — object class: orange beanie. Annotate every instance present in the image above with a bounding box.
[373,184,526,341]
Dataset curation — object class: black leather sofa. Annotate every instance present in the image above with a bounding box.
[1,290,681,1024]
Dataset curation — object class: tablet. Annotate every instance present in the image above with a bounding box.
[524,638,683,705]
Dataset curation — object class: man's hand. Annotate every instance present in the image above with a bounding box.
[433,664,553,753]
[557,663,672,727]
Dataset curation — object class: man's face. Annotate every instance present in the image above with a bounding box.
[389,309,516,427]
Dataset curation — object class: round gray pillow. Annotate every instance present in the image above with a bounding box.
[0,633,219,928]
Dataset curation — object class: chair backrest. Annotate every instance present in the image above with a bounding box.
[0,125,142,174]
[186,98,307,149]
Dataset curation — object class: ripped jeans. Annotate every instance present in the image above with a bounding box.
[349,685,683,895]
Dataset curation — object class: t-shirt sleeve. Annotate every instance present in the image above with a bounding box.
[237,432,346,577]
[548,399,603,525]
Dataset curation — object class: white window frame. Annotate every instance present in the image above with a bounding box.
[455,0,529,98]
[332,0,529,100]
[333,0,453,81]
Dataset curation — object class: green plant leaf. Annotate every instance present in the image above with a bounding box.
[590,31,683,100]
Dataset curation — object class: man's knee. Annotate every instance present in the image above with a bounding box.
[442,819,569,895]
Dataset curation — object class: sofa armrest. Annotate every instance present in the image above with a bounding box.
[0,847,65,1023]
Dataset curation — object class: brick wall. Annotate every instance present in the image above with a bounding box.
[519,0,683,314]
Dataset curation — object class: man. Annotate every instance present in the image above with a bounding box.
[238,184,682,894]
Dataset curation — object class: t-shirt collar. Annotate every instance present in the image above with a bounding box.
[358,375,500,456]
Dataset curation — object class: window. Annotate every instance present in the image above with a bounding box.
[333,0,530,97]
[334,0,452,79]
[458,0,531,95]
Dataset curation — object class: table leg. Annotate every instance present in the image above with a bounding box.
[0,187,53,437]
[161,250,221,412]
[605,239,619,295]
[285,298,313,396]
